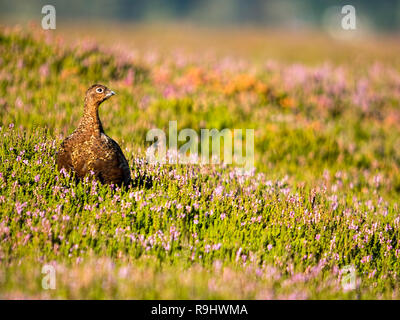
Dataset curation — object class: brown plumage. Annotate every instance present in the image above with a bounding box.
[56,84,131,187]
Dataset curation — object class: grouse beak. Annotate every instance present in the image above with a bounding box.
[106,90,116,98]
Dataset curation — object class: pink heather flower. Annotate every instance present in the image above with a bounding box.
[315,234,321,241]
[214,185,224,197]
[9,123,14,129]
[368,269,377,279]
[59,168,70,178]
[235,247,243,262]
[124,69,134,86]
[361,255,372,263]
[15,97,24,108]
[34,175,40,183]
[213,243,222,250]
[15,202,27,215]
[55,204,63,214]
[163,86,176,98]
[138,95,150,110]
[220,213,226,220]
[39,63,49,78]
[267,244,273,251]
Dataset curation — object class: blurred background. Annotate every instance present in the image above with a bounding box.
[1,0,399,65]
[1,0,400,32]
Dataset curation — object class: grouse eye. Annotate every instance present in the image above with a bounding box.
[96,88,103,93]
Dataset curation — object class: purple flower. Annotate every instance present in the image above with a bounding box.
[124,69,134,86]
[213,243,222,250]
[15,202,27,215]
[214,185,224,197]
[361,255,372,263]
[39,63,49,78]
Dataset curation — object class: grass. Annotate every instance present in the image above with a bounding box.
[1,24,400,299]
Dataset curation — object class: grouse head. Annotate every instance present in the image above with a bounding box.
[85,84,115,107]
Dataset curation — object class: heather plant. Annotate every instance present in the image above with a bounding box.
[0,25,400,299]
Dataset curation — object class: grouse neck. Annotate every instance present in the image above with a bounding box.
[79,102,104,135]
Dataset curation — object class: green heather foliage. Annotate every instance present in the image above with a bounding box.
[1,26,400,299]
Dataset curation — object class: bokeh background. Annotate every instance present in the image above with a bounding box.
[1,0,399,65]
[1,0,400,32]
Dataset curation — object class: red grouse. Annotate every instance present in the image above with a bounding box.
[56,84,131,187]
